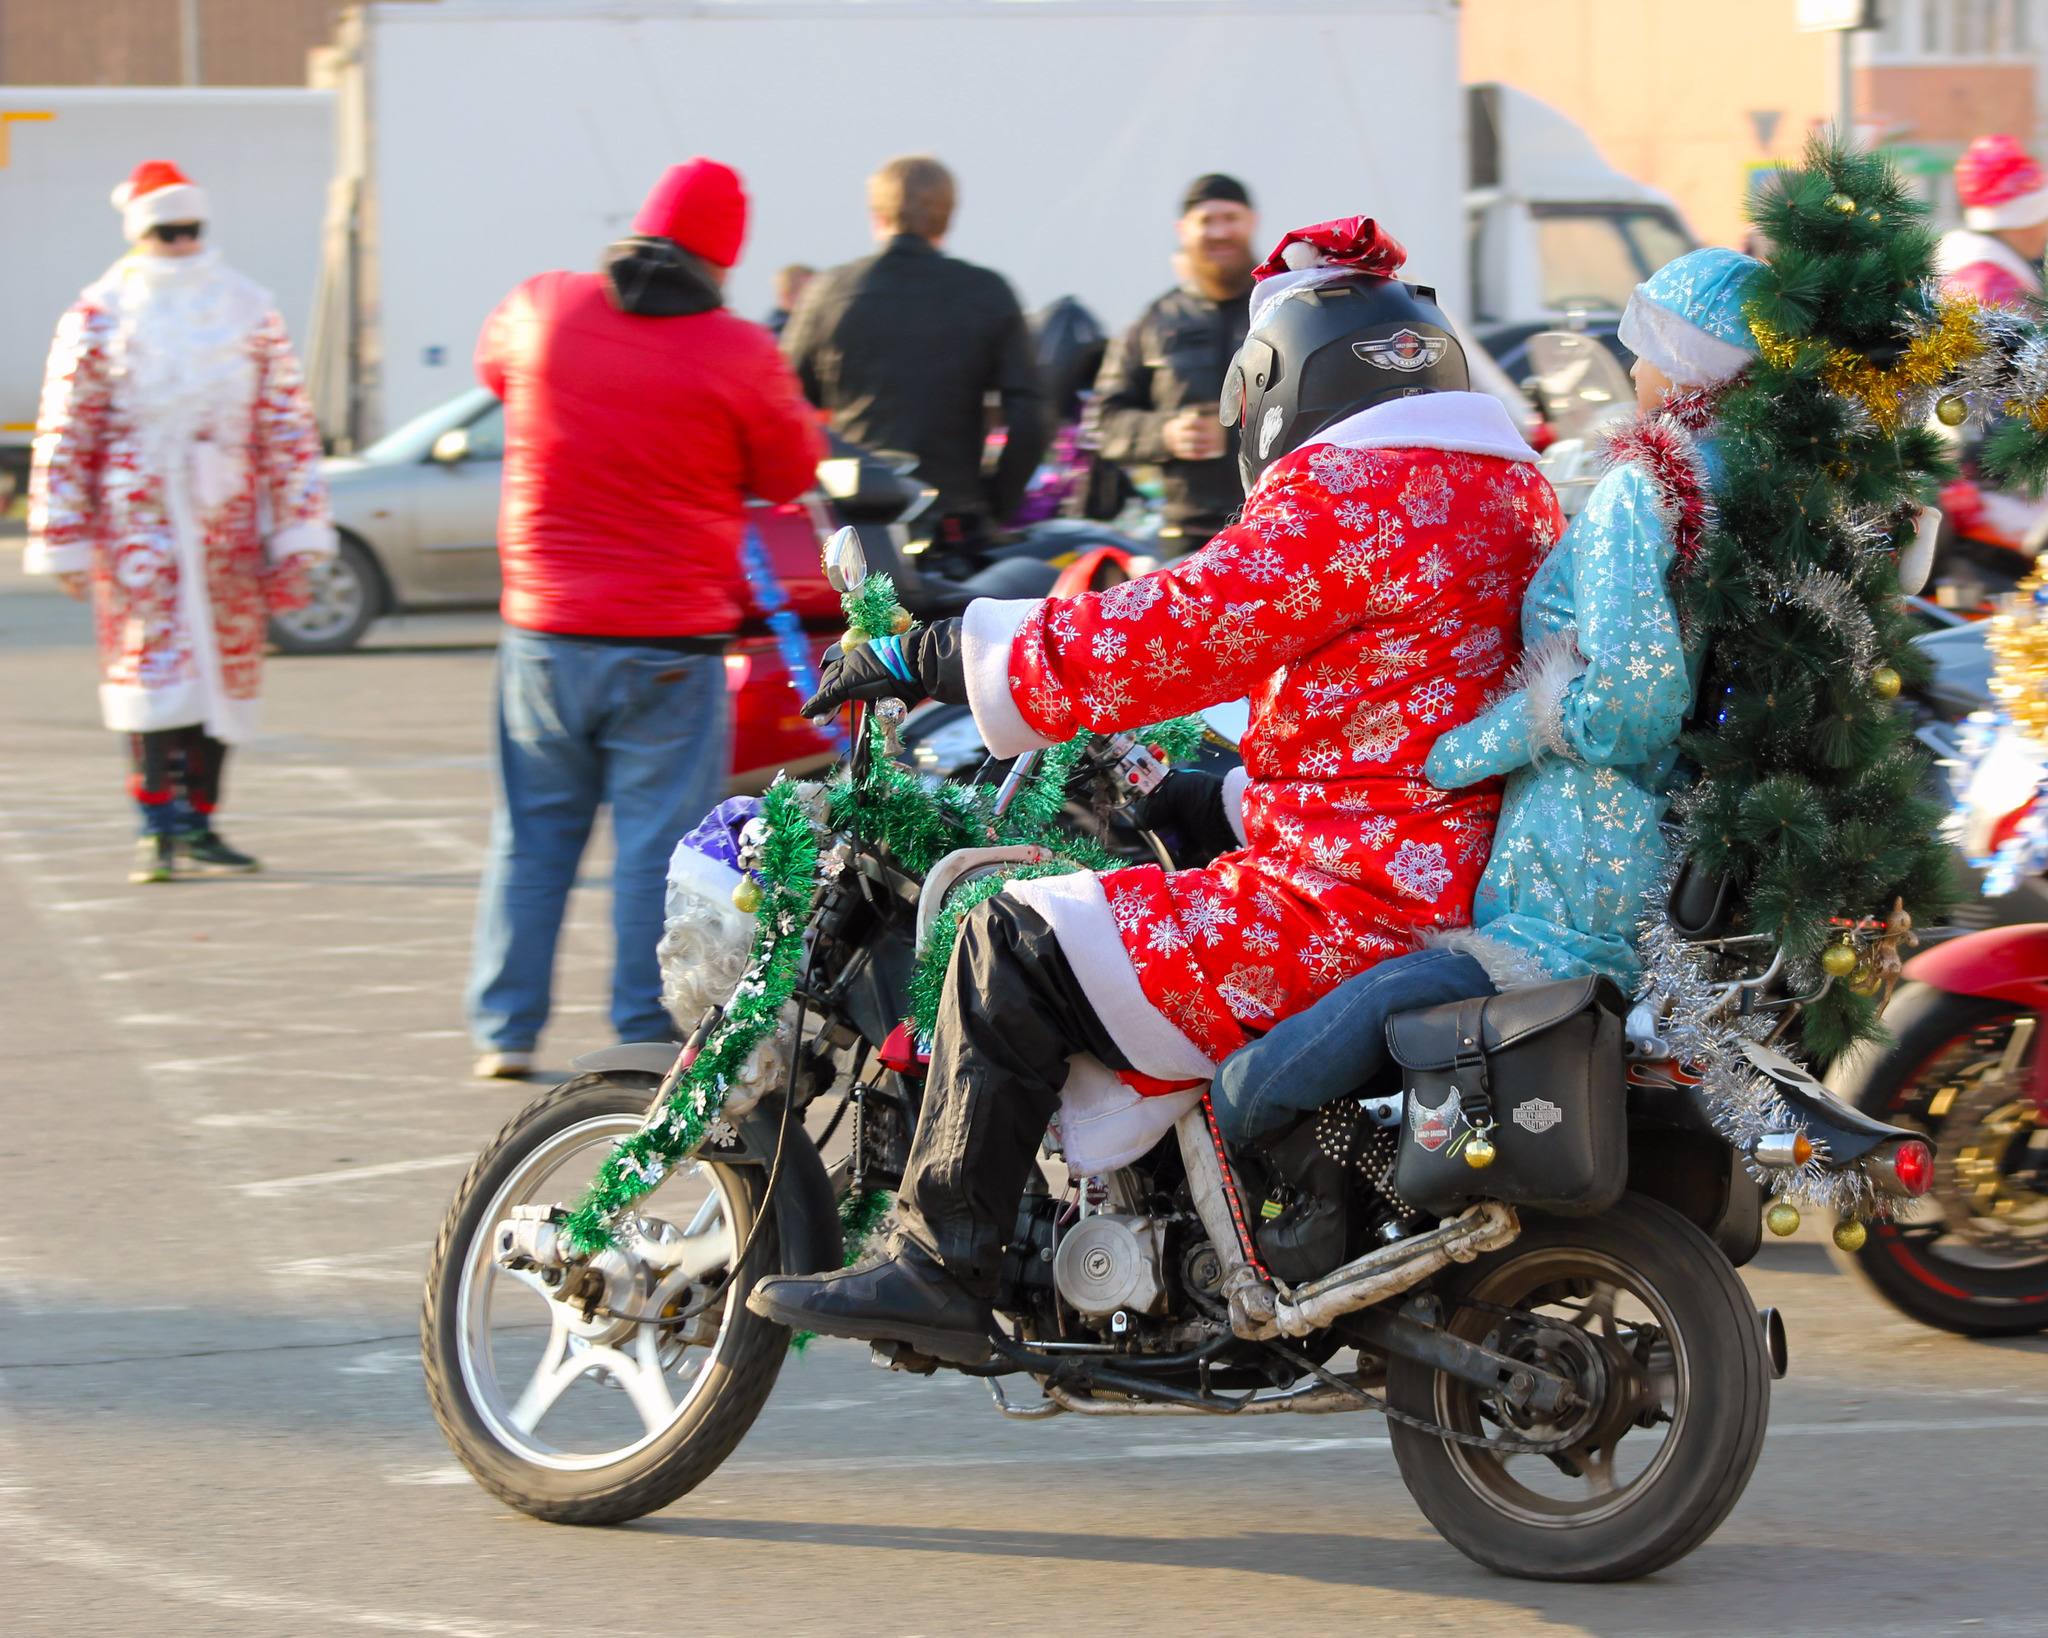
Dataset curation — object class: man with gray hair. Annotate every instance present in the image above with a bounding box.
[781,155,1045,569]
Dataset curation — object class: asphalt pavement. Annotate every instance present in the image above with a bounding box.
[2,542,2046,1637]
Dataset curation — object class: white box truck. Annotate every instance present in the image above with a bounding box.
[0,88,334,489]
[313,0,1468,447]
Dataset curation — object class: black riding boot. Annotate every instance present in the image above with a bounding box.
[1252,1102,1359,1286]
[747,897,1129,1360]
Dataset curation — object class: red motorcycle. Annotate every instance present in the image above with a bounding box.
[1827,924,2048,1334]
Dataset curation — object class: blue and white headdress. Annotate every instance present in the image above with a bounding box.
[1617,247,1764,388]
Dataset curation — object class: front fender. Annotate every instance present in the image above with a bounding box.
[1902,923,2048,1008]
[734,1099,844,1277]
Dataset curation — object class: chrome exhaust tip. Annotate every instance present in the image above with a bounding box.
[1758,1305,1788,1380]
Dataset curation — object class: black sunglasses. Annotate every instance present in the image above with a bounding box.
[148,222,203,243]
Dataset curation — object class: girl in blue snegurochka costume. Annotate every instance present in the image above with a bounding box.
[1210,249,1762,1183]
[1422,246,1763,988]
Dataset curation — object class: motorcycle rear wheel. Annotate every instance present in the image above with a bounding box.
[1828,982,2048,1337]
[1386,1193,1769,1582]
[421,1072,789,1524]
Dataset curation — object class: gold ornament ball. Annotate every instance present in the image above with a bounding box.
[1464,1131,1497,1169]
[1827,192,1857,214]
[1833,1218,1868,1253]
[1766,1201,1802,1237]
[889,608,914,635]
[1871,665,1902,700]
[731,876,763,914]
[1821,940,1860,978]
[840,627,869,652]
[1936,394,1968,427]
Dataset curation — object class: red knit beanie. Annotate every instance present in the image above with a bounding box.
[631,158,748,268]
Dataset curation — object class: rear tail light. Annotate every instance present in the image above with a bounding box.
[1891,1138,1934,1197]
[1860,1137,1935,1198]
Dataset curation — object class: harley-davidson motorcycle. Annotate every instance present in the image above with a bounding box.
[420,531,1934,1583]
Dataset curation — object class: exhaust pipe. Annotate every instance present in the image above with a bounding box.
[1759,1305,1788,1379]
[1175,1107,1520,1341]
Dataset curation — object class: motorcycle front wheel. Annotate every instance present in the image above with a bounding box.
[1386,1193,1770,1582]
[1829,982,2048,1336]
[421,1072,789,1524]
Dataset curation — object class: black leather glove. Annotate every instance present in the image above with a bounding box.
[1132,768,1242,867]
[800,618,967,720]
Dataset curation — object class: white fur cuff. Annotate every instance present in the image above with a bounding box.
[265,520,337,565]
[1515,627,1588,763]
[22,538,91,576]
[962,596,1059,760]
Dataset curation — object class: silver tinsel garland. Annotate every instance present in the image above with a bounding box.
[1632,855,1896,1223]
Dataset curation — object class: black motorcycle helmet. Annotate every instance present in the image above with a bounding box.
[1221,274,1468,492]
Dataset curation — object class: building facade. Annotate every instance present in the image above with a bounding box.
[1465,0,2046,246]
[1,1,339,86]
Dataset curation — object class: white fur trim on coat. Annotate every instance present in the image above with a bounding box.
[962,596,1060,760]
[1937,227,2045,292]
[1313,391,1538,464]
[120,183,209,242]
[1004,870,1216,1081]
[1220,764,1250,848]
[265,519,337,565]
[1420,926,1556,989]
[1617,291,1753,388]
[1966,185,2048,232]
[1056,1055,1204,1176]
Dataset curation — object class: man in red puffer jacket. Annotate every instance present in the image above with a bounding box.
[467,156,825,1080]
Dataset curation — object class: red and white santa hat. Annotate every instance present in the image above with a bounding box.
[1956,135,2048,232]
[110,159,208,242]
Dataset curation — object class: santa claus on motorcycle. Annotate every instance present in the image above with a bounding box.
[747,218,1565,1363]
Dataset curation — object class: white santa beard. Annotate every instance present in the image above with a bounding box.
[92,250,266,469]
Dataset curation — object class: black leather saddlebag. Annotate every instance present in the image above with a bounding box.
[1387,975,1629,1218]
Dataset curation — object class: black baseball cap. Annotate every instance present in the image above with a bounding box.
[1181,173,1252,215]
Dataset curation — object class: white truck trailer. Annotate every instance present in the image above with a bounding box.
[0,88,334,488]
[314,0,1468,447]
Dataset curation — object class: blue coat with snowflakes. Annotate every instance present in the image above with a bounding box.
[1423,449,1706,985]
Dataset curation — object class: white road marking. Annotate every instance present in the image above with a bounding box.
[716,1413,2048,1477]
[235,1153,475,1197]
[389,1466,475,1486]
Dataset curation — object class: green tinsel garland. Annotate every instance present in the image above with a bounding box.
[561,776,821,1256]
[843,573,908,643]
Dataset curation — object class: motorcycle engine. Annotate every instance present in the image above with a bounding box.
[1052,1215,1171,1321]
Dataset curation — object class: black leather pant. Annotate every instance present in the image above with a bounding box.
[893,896,1130,1299]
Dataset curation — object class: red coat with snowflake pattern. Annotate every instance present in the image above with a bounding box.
[1007,434,1560,1063]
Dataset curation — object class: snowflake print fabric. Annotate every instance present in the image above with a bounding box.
[1004,433,1558,1064]
[1424,425,1711,986]
[27,269,332,744]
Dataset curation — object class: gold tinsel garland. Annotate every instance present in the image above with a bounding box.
[1746,295,1986,433]
[1988,551,2048,743]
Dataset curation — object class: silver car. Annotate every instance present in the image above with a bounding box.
[271,387,506,652]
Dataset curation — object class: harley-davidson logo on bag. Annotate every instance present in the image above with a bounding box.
[1410,1088,1460,1152]
[1512,1098,1563,1134]
[1353,329,1448,372]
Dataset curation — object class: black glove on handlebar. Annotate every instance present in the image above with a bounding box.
[801,618,968,721]
[1132,769,1242,867]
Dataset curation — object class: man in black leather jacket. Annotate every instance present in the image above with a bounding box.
[1085,174,1258,554]
[781,156,1046,553]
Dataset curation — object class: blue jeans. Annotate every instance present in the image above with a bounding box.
[1210,949,1496,1143]
[466,631,730,1052]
